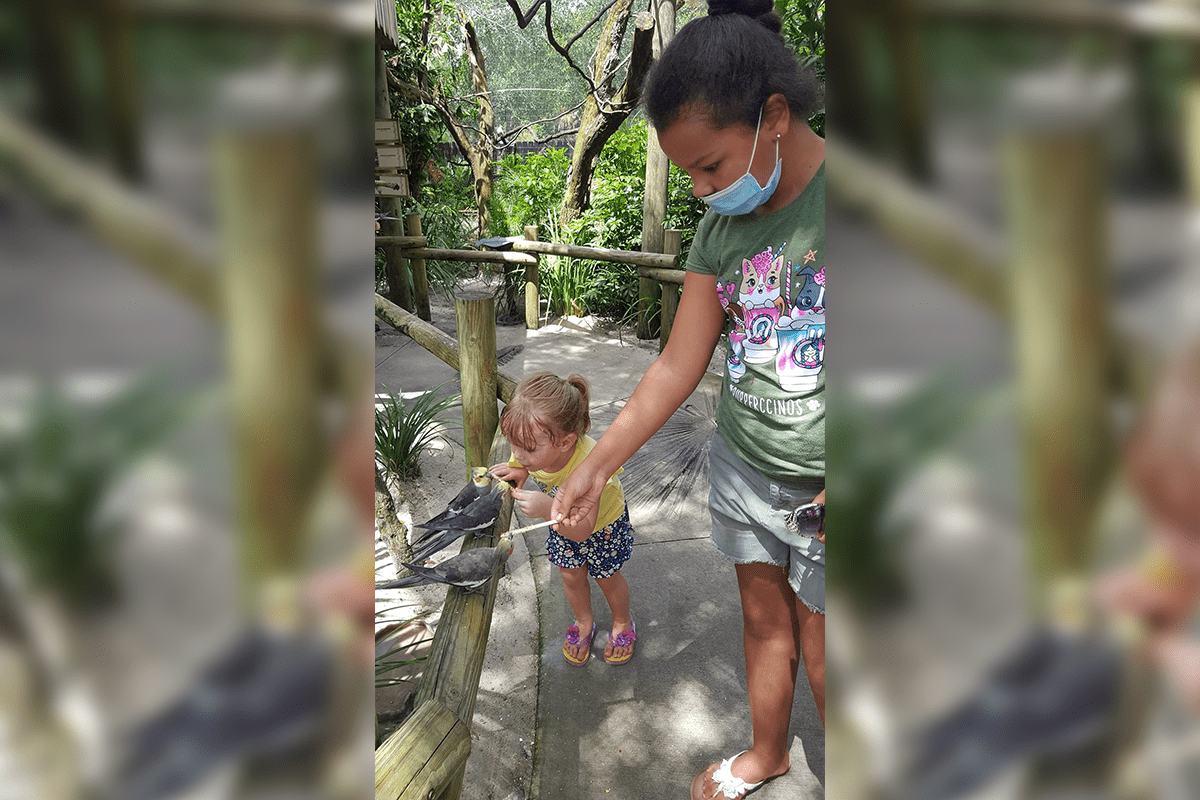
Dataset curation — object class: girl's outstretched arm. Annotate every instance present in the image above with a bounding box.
[552,271,725,531]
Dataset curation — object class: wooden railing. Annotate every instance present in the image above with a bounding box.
[376,219,687,351]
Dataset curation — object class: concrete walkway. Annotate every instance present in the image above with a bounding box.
[374,302,824,800]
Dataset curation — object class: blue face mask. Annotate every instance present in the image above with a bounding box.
[700,106,782,216]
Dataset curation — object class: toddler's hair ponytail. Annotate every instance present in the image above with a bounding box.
[499,371,591,450]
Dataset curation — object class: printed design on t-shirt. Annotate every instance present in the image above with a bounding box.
[715,244,824,407]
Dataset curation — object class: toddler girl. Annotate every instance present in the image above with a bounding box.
[491,372,637,666]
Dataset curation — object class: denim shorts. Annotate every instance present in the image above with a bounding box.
[547,506,635,579]
[708,430,825,614]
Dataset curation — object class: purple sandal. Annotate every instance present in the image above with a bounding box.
[563,621,595,666]
[605,620,636,665]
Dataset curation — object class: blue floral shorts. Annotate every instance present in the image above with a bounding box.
[546,506,635,579]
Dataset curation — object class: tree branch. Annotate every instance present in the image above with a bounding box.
[497,100,586,147]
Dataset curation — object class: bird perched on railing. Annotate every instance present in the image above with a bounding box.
[408,468,509,561]
[898,625,1121,800]
[377,534,515,593]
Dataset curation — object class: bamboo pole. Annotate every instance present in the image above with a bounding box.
[637,266,686,285]
[406,213,432,322]
[374,700,471,800]
[376,40,412,311]
[375,294,518,404]
[455,291,499,478]
[216,123,324,581]
[523,225,540,330]
[505,238,678,269]
[127,0,373,34]
[659,229,682,352]
[1004,120,1113,602]
[398,247,538,266]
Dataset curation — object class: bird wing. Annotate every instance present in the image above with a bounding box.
[425,491,502,533]
[410,527,469,562]
[415,480,482,530]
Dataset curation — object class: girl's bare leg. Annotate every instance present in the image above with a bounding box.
[595,570,633,661]
[560,566,593,661]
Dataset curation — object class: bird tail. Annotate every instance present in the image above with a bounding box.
[375,571,432,589]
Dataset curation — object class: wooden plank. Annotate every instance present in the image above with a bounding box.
[375,294,519,404]
[394,247,538,266]
[377,145,407,171]
[374,700,471,800]
[375,119,402,142]
[413,427,515,722]
[376,175,410,197]
[507,239,678,269]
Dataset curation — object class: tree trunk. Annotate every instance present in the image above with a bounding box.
[463,16,495,238]
[561,9,655,223]
[375,465,413,578]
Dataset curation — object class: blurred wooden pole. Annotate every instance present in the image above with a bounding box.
[881,0,932,182]
[216,124,324,580]
[25,0,86,148]
[95,0,143,181]
[456,291,498,480]
[1004,121,1112,604]
[406,213,431,321]
[523,225,540,330]
[376,37,412,310]
[638,0,674,340]
[659,229,682,352]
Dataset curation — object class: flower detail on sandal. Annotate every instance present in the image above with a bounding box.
[604,620,636,665]
[563,621,595,666]
[709,752,763,799]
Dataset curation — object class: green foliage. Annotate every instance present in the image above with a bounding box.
[0,378,181,609]
[825,372,978,613]
[375,385,460,483]
[779,0,825,136]
[375,610,434,690]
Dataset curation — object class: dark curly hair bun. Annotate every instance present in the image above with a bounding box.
[707,0,781,34]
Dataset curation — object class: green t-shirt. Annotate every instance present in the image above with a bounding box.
[685,163,824,483]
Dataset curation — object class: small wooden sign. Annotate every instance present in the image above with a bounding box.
[375,119,401,143]
[376,145,407,172]
[376,175,410,197]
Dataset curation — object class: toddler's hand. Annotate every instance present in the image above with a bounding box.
[489,463,528,489]
[511,487,552,520]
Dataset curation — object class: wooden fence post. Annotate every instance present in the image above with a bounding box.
[455,291,499,478]
[376,38,412,311]
[523,225,540,330]
[406,212,431,321]
[659,229,682,352]
[1003,98,1112,610]
[638,0,674,341]
[881,0,931,182]
[96,0,143,182]
[215,107,323,583]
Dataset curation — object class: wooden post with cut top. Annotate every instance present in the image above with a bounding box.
[456,290,499,480]
[523,225,541,330]
[659,229,682,352]
[406,212,432,321]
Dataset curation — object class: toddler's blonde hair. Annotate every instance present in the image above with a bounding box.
[500,371,591,450]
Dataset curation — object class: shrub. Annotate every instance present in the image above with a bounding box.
[375,385,460,482]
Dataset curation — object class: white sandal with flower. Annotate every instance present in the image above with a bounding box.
[691,751,767,800]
